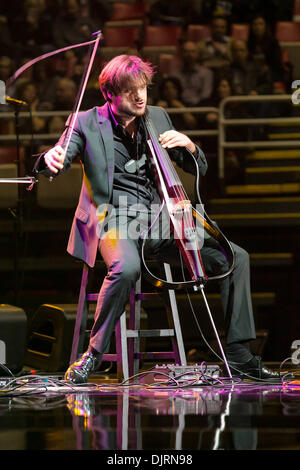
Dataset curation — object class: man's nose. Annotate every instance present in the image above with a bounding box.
[133,89,143,101]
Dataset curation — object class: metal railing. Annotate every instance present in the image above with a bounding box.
[0,106,219,141]
[218,94,300,180]
[1,98,299,183]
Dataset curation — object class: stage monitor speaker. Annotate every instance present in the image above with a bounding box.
[0,304,27,374]
[25,304,94,372]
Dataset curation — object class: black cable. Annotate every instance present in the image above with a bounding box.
[0,364,14,377]
[177,251,285,384]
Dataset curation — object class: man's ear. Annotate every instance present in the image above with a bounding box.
[106,91,113,103]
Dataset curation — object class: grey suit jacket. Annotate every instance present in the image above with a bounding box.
[35,103,208,267]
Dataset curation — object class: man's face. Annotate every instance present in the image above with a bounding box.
[110,84,147,119]
[211,18,227,40]
[232,41,248,64]
[182,42,198,65]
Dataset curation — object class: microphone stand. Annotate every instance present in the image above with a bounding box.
[1,99,36,303]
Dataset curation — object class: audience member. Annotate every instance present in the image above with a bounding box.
[52,0,101,56]
[31,61,59,111]
[201,0,293,25]
[198,15,232,73]
[200,76,251,136]
[199,76,249,184]
[0,56,16,97]
[11,0,55,60]
[228,39,273,96]
[0,56,17,135]
[52,77,77,111]
[169,41,214,106]
[148,0,199,26]
[16,80,47,134]
[247,15,284,84]
[0,15,14,59]
[155,77,198,129]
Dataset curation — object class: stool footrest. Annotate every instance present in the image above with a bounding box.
[135,351,178,360]
[102,353,118,361]
[32,331,56,343]
[135,293,160,301]
[126,328,174,338]
[86,294,98,301]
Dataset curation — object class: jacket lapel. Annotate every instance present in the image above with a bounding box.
[97,103,114,194]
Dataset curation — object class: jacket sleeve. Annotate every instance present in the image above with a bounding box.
[159,107,208,176]
[33,113,85,178]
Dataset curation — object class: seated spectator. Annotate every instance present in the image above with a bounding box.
[199,75,248,184]
[0,15,14,59]
[228,39,272,95]
[52,0,101,58]
[11,0,55,59]
[247,15,284,84]
[198,16,232,72]
[31,61,58,111]
[0,56,16,97]
[201,76,251,136]
[0,56,17,135]
[201,77,232,128]
[155,77,198,129]
[52,77,77,111]
[169,41,214,106]
[148,0,199,26]
[16,79,47,134]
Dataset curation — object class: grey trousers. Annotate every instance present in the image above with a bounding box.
[88,212,256,356]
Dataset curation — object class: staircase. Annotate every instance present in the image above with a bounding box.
[210,149,300,226]
[205,141,300,360]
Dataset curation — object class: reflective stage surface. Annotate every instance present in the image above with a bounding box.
[1,364,300,451]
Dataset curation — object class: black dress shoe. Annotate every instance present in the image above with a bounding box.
[228,356,281,382]
[64,351,100,384]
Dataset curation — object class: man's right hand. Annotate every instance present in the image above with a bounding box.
[44,145,66,174]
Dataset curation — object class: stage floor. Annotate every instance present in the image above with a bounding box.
[0,362,300,452]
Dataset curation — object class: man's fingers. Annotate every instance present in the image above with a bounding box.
[44,146,66,172]
[159,130,177,144]
[161,137,180,148]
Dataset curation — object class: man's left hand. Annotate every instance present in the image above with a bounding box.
[159,130,196,155]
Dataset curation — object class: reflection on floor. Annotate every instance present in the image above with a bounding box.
[0,363,300,451]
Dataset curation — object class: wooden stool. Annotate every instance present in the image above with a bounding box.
[70,262,187,380]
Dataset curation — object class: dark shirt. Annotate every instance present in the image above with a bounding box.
[108,106,161,211]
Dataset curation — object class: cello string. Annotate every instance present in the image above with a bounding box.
[145,115,199,250]
[144,114,204,280]
[146,115,183,192]
[143,113,235,284]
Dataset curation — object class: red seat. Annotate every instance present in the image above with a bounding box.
[293,0,300,21]
[0,146,25,172]
[186,24,211,42]
[231,24,249,41]
[110,2,148,21]
[143,25,182,47]
[275,21,300,42]
[103,26,141,48]
[158,53,178,75]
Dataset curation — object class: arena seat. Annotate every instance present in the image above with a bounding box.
[231,24,249,41]
[186,24,211,42]
[275,21,300,42]
[293,0,300,21]
[109,2,148,22]
[143,25,183,47]
[102,26,141,48]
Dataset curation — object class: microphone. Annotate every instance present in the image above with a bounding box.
[5,96,28,106]
[0,80,27,106]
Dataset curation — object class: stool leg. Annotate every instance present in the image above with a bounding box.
[116,311,129,381]
[164,263,187,366]
[70,263,89,365]
[131,278,141,377]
